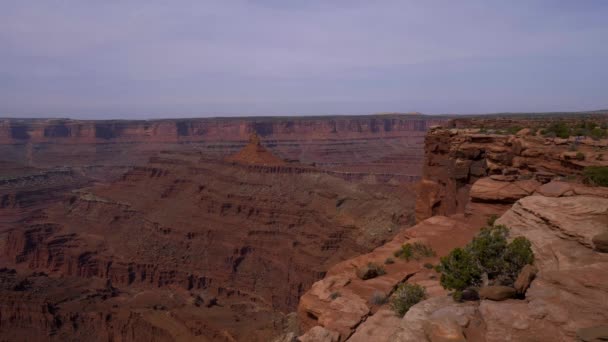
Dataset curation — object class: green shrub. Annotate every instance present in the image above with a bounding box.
[468,225,509,278]
[583,166,608,187]
[391,283,426,317]
[590,127,608,140]
[542,122,571,139]
[503,237,534,280]
[505,126,523,135]
[423,263,434,269]
[437,225,534,299]
[330,291,340,300]
[384,257,395,265]
[437,247,482,298]
[395,242,436,261]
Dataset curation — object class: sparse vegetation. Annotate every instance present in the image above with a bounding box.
[391,283,426,317]
[330,291,341,300]
[436,225,534,300]
[423,263,434,269]
[394,242,436,261]
[370,291,387,305]
[541,122,570,138]
[583,166,608,187]
[541,121,608,139]
[505,125,523,135]
[384,257,395,265]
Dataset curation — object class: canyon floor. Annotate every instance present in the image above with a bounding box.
[2,113,608,341]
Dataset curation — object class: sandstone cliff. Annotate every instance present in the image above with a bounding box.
[0,115,446,179]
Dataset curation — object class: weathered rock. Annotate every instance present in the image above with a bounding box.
[479,300,561,342]
[478,286,516,301]
[416,123,608,222]
[592,232,608,253]
[496,194,608,339]
[272,332,297,342]
[298,216,486,340]
[356,264,382,280]
[536,181,573,197]
[298,326,340,342]
[388,297,479,342]
[347,309,401,342]
[423,319,466,342]
[460,288,479,301]
[576,325,608,342]
[470,177,540,203]
[534,171,555,183]
[513,264,537,295]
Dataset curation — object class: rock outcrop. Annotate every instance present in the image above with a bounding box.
[416,122,608,222]
[299,118,608,342]
[297,214,491,340]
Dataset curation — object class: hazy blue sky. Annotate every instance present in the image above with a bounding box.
[1,1,607,119]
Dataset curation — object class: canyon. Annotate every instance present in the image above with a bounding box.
[1,113,608,341]
[0,114,442,341]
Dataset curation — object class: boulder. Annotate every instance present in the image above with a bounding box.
[513,264,537,295]
[576,325,608,342]
[388,297,478,342]
[478,286,516,301]
[479,300,562,342]
[356,264,382,280]
[460,288,479,301]
[592,232,608,253]
[496,194,608,339]
[535,180,575,197]
[298,326,340,342]
[470,177,540,203]
[347,309,401,342]
[423,319,466,342]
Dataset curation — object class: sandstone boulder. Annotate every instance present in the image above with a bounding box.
[356,264,383,280]
[592,232,608,253]
[460,288,479,301]
[478,286,516,301]
[298,326,340,342]
[479,300,561,342]
[535,181,573,197]
[496,194,608,339]
[513,264,537,295]
[388,297,479,342]
[423,319,466,342]
[470,177,540,203]
[347,309,401,342]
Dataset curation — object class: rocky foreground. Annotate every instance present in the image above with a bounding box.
[294,122,608,342]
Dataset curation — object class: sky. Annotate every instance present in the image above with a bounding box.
[1,1,607,119]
